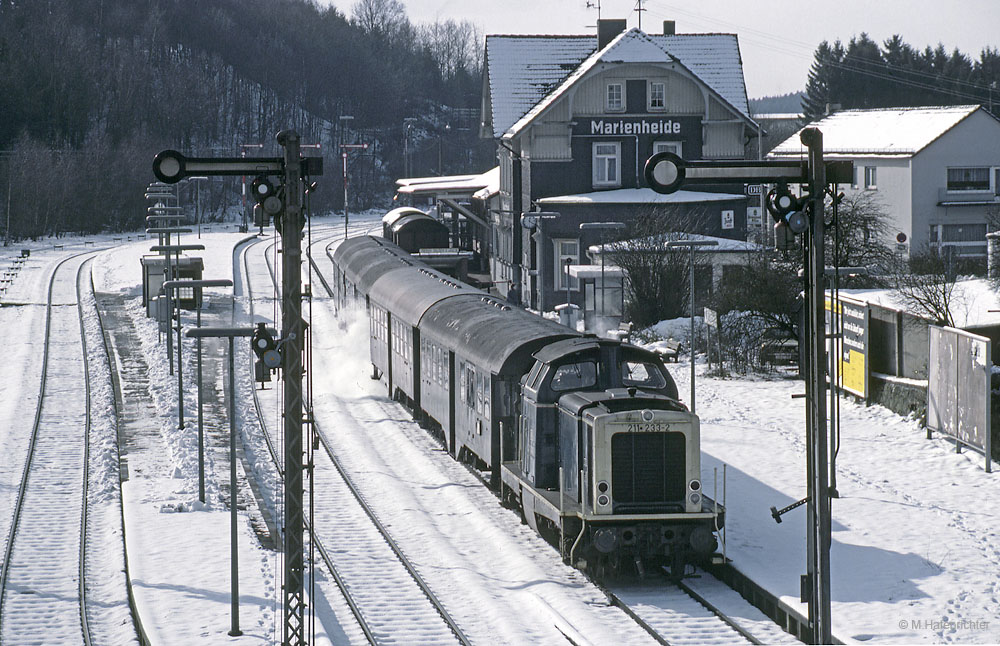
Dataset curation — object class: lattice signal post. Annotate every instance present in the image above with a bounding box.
[154,132,322,645]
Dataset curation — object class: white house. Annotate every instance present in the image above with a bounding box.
[769,105,1000,260]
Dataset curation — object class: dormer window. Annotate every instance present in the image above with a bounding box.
[649,82,665,110]
[607,83,624,112]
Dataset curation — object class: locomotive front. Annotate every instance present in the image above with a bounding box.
[556,391,722,574]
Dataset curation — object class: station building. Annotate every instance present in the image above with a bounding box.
[480,19,759,311]
[769,105,1000,262]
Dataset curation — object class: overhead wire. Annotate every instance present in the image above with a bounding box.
[646,1,1000,102]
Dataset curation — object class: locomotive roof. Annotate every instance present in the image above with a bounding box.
[382,206,426,227]
[557,389,687,416]
[331,236,414,294]
[420,295,576,375]
[532,335,658,363]
[368,264,478,325]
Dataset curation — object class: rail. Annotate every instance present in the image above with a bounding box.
[0,252,97,644]
[245,227,471,645]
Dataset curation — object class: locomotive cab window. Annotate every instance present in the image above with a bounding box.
[550,361,597,392]
[621,360,667,389]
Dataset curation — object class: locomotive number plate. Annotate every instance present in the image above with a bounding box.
[612,422,671,433]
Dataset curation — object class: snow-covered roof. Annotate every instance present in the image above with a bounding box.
[592,231,761,255]
[841,278,1000,329]
[472,166,501,201]
[537,187,746,205]
[396,168,497,197]
[485,29,751,139]
[769,105,982,157]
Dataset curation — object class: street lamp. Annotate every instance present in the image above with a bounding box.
[580,221,626,318]
[239,144,265,233]
[339,117,369,239]
[403,117,416,178]
[185,325,267,637]
[164,278,233,503]
[665,238,718,414]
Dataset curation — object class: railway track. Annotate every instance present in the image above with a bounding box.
[0,250,137,645]
[238,228,470,645]
[605,569,803,645]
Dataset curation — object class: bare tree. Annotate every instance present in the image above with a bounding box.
[351,0,408,40]
[892,248,963,327]
[418,18,483,78]
[606,206,713,327]
[826,190,895,271]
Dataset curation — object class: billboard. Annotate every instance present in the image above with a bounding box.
[826,295,868,399]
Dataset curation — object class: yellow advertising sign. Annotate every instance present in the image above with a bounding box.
[825,295,867,398]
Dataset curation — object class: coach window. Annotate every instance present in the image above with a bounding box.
[593,141,621,188]
[607,82,624,112]
[554,239,580,291]
[649,81,665,111]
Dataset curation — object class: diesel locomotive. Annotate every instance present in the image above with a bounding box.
[329,234,722,575]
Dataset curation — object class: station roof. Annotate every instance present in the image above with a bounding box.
[396,167,499,198]
[485,28,752,139]
[536,187,746,205]
[769,105,984,157]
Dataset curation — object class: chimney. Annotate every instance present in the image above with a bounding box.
[597,19,627,49]
[663,20,675,35]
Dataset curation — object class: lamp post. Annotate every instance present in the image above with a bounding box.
[580,221,625,318]
[666,238,718,414]
[151,243,205,377]
[239,144,265,233]
[185,325,263,637]
[403,117,416,178]
[165,279,233,503]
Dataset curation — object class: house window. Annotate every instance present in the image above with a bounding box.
[947,167,990,192]
[653,140,682,158]
[554,239,580,291]
[864,166,877,190]
[607,83,623,112]
[649,82,665,110]
[592,142,621,187]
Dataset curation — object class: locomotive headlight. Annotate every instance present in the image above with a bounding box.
[688,479,701,492]
[597,481,609,494]
[689,492,702,506]
[641,409,654,422]
[598,494,610,506]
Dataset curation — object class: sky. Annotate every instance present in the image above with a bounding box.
[318,0,1000,99]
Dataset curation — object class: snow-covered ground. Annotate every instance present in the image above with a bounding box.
[1,218,998,644]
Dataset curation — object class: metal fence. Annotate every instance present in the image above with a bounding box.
[927,326,993,472]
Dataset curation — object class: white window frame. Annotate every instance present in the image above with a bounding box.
[946,166,991,192]
[592,141,621,188]
[554,238,580,291]
[649,81,665,111]
[606,83,624,112]
[653,140,682,158]
[864,166,877,190]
